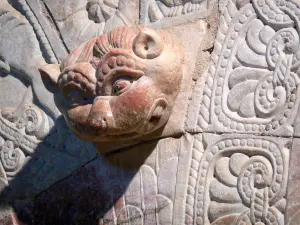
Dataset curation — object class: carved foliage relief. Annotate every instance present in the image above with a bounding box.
[0,0,102,197]
[26,137,184,224]
[0,0,299,224]
[25,133,291,225]
[188,0,300,136]
[140,0,217,25]
[0,101,97,197]
[185,134,290,225]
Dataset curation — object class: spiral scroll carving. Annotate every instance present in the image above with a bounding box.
[185,136,288,225]
[0,140,25,177]
[192,0,300,137]
[141,0,216,24]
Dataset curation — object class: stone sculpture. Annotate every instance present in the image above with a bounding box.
[0,0,99,200]
[1,0,300,224]
[39,25,184,147]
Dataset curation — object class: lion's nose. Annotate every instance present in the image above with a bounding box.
[86,96,115,130]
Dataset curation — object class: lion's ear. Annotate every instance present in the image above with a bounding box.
[38,64,61,93]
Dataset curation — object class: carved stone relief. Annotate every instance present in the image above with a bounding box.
[0,0,106,198]
[140,0,217,26]
[0,0,300,224]
[14,135,192,224]
[12,133,291,225]
[0,0,143,202]
[38,17,211,151]
[39,0,137,51]
[39,25,185,150]
[185,134,290,225]
[187,0,300,137]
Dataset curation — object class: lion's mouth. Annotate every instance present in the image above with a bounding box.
[68,118,142,142]
[69,119,106,137]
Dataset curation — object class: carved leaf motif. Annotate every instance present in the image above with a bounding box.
[87,0,118,23]
[140,165,158,224]
[186,135,289,224]
[238,93,255,118]
[117,205,143,225]
[41,0,130,51]
[140,162,174,225]
[156,195,172,225]
[142,0,216,24]
[227,80,257,117]
[158,157,178,200]
[214,157,237,187]
[208,202,247,222]
[252,0,294,29]
[191,0,300,136]
[0,107,97,197]
[246,20,269,55]
[237,41,268,68]
[227,67,272,119]
[209,178,241,203]
[100,156,175,225]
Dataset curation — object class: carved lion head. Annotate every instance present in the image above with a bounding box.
[39,25,184,143]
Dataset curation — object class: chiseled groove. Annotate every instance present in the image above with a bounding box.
[40,0,70,54]
[18,0,58,63]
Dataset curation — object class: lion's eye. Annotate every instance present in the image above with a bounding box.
[112,77,132,96]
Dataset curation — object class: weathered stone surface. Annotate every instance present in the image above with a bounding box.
[14,136,192,224]
[140,0,217,27]
[286,138,300,225]
[1,0,300,224]
[186,0,300,137]
[39,25,185,149]
[12,133,292,224]
[0,0,99,199]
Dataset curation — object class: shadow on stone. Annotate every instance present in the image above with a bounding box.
[0,116,157,224]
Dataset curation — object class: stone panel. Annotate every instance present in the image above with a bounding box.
[140,0,217,27]
[15,135,193,224]
[186,0,300,137]
[285,137,300,225]
[0,0,144,200]
[0,0,300,224]
[7,133,290,224]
